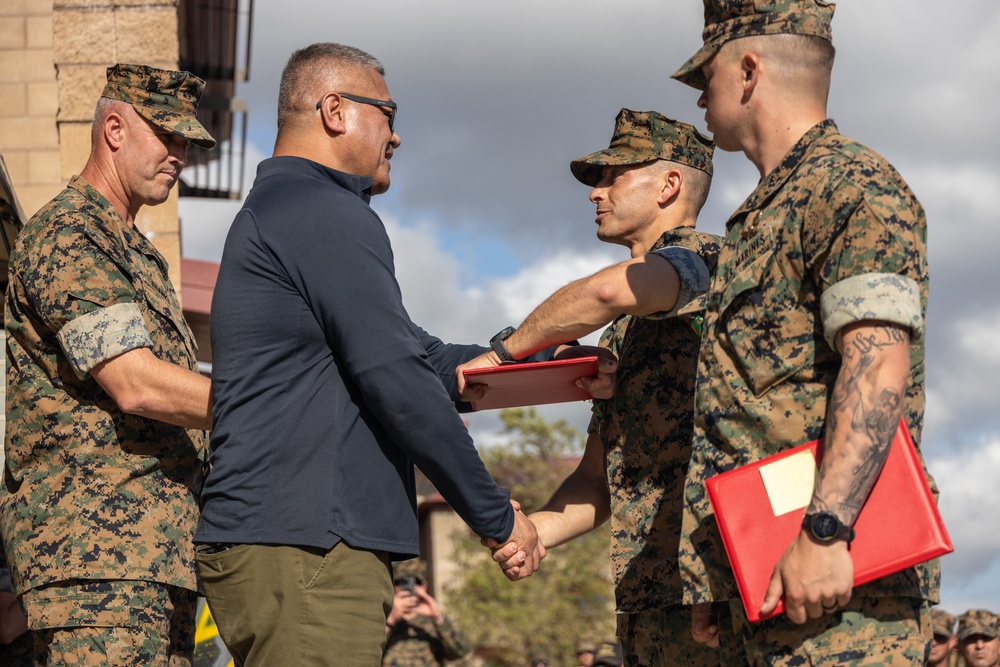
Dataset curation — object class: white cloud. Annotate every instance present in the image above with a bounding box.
[388,214,619,346]
[179,141,268,262]
[926,435,1000,609]
[385,215,622,441]
[923,307,1000,442]
[490,250,619,328]
[958,308,1000,365]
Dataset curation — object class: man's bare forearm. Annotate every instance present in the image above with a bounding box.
[506,256,680,359]
[810,322,911,524]
[531,431,611,547]
[92,347,213,430]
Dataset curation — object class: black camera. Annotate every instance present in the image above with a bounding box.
[394,575,418,595]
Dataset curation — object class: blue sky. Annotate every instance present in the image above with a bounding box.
[180,0,1000,614]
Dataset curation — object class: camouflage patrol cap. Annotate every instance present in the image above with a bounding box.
[102,63,216,149]
[576,640,596,654]
[957,609,999,641]
[932,607,957,638]
[392,557,428,581]
[570,109,714,187]
[592,641,623,667]
[671,0,836,90]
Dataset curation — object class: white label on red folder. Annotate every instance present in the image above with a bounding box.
[759,450,817,516]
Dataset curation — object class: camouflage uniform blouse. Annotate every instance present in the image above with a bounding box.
[2,175,206,594]
[595,227,720,612]
[383,614,472,667]
[680,120,936,605]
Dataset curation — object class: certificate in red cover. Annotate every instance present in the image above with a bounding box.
[706,418,952,622]
[462,357,599,411]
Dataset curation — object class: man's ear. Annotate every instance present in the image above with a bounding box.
[104,110,127,150]
[316,93,347,135]
[658,168,682,206]
[741,51,761,101]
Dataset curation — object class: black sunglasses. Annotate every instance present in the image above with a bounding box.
[316,92,396,132]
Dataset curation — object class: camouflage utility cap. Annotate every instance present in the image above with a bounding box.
[931,607,957,638]
[958,609,999,640]
[672,0,836,89]
[592,641,623,667]
[570,109,714,186]
[392,557,427,581]
[102,63,216,149]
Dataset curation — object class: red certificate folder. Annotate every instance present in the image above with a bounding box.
[462,356,599,410]
[706,418,952,622]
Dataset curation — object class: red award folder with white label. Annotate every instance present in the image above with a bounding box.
[705,418,952,622]
[461,356,599,411]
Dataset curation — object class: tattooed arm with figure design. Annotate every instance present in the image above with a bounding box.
[760,321,913,623]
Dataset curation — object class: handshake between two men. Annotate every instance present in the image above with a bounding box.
[457,342,621,581]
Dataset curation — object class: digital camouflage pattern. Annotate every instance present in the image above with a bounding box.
[680,120,935,610]
[618,605,721,667]
[595,227,720,613]
[383,613,472,667]
[931,607,957,638]
[0,537,12,594]
[592,640,623,666]
[2,175,207,605]
[672,0,836,90]
[28,580,196,666]
[0,535,31,665]
[723,595,931,667]
[102,63,216,149]
[570,109,714,186]
[957,609,999,640]
[392,557,429,581]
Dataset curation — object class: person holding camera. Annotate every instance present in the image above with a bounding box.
[383,559,472,667]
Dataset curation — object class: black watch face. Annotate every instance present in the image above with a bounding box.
[812,512,840,540]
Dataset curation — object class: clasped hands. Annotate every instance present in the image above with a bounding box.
[481,500,546,581]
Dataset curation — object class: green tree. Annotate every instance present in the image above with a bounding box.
[446,408,615,667]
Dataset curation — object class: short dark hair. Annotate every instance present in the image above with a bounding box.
[276,43,384,130]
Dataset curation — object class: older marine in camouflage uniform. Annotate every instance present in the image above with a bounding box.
[383,559,472,667]
[671,1,935,665]
[469,111,724,667]
[2,63,215,665]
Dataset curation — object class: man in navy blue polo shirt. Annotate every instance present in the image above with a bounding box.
[195,43,548,666]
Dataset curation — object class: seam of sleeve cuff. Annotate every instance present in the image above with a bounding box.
[820,272,923,350]
[57,302,153,379]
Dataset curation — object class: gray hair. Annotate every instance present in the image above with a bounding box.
[91,96,130,148]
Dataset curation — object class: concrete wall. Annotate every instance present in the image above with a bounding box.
[0,0,60,223]
[0,0,185,290]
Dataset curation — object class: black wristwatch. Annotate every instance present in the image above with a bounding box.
[802,511,855,544]
[489,326,518,363]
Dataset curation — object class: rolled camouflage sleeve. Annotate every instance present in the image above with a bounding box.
[646,246,711,319]
[813,166,927,352]
[820,272,923,350]
[57,302,153,379]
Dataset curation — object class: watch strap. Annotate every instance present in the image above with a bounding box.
[802,511,856,544]
[489,326,517,363]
